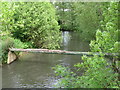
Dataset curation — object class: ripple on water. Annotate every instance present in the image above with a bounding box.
[2,31,90,88]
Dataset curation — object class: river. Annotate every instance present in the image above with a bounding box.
[2,31,90,88]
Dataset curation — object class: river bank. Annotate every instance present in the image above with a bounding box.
[2,31,90,88]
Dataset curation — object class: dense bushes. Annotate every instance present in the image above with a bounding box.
[0,36,31,64]
[53,2,119,88]
[55,2,75,31]
[73,2,101,41]
[54,55,119,88]
[0,2,62,63]
[1,2,62,49]
[54,2,101,41]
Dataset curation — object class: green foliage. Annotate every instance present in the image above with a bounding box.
[0,2,14,32]
[54,55,118,88]
[53,65,76,88]
[55,2,75,31]
[55,2,101,41]
[90,2,119,53]
[0,37,14,64]
[73,2,101,41]
[53,2,119,88]
[0,36,31,64]
[1,2,62,49]
[74,55,119,88]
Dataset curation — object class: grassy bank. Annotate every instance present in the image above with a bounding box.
[0,35,32,64]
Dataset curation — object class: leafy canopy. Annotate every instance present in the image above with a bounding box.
[0,2,62,49]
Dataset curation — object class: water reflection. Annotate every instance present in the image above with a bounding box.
[2,31,90,88]
[62,31,71,49]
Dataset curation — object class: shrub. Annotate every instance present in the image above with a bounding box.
[0,36,31,64]
[1,2,62,49]
[53,2,119,88]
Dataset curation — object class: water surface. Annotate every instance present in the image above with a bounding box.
[2,31,90,88]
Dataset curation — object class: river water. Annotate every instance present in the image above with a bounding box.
[2,31,90,88]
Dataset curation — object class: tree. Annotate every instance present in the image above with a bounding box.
[54,2,119,88]
[73,2,101,41]
[54,2,75,31]
[54,2,101,41]
[1,2,62,49]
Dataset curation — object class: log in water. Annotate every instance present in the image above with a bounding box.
[9,48,119,56]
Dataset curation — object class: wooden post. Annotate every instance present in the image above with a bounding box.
[7,51,17,64]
